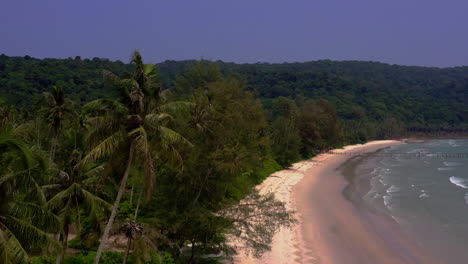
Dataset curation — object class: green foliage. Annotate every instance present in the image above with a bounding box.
[30,251,176,264]
[117,200,134,219]
[2,54,466,264]
[30,256,55,264]
[147,252,176,264]
[298,99,344,155]
[252,157,282,184]
[269,97,302,166]
[61,252,97,264]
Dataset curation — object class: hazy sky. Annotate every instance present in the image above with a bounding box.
[1,0,468,67]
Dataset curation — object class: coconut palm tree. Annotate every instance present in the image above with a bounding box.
[120,220,143,264]
[79,51,191,264]
[44,130,111,264]
[0,129,60,264]
[42,85,75,164]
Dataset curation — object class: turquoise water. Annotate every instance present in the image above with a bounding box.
[361,139,468,263]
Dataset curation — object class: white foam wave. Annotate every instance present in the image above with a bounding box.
[448,140,460,147]
[383,195,392,207]
[449,176,468,189]
[444,161,463,167]
[438,167,455,171]
[419,189,430,198]
[419,193,430,198]
[407,148,428,154]
[379,177,391,186]
[387,185,400,194]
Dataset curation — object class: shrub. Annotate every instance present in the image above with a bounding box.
[30,256,55,264]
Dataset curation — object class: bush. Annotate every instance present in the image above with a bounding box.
[29,251,176,264]
[62,251,123,264]
[253,157,282,184]
[118,200,134,219]
[30,256,55,264]
[62,252,96,264]
[101,252,124,264]
[148,251,176,264]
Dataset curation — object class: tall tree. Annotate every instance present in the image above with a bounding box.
[0,128,60,264]
[298,99,343,155]
[270,97,301,166]
[79,51,190,264]
[44,130,110,264]
[42,86,75,164]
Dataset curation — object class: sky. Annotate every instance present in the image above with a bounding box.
[1,0,468,67]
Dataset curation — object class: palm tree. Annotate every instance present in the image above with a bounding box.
[120,220,143,264]
[44,130,111,264]
[0,129,60,264]
[42,85,75,164]
[79,51,191,264]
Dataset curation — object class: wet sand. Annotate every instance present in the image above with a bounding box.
[236,140,442,264]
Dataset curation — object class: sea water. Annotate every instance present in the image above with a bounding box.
[361,139,468,263]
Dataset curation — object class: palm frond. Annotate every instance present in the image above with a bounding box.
[46,184,78,212]
[0,224,29,264]
[3,216,60,253]
[79,131,127,167]
[159,127,193,148]
[47,183,110,215]
[84,115,125,147]
[31,180,47,206]
[1,168,45,197]
[81,99,128,116]
[128,127,149,154]
[8,202,59,233]
[81,188,112,213]
[41,92,56,107]
[144,113,173,129]
[143,63,156,76]
[83,164,105,179]
[159,101,194,113]
[0,132,33,168]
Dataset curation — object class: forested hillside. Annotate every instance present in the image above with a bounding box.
[1,54,467,130]
[1,52,467,263]
[160,60,468,126]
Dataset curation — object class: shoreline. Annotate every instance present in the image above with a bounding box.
[236,140,441,264]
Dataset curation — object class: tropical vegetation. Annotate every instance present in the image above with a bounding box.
[0,52,466,263]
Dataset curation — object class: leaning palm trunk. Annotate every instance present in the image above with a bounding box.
[94,143,135,264]
[133,191,142,221]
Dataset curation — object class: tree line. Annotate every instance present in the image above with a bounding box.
[1,52,300,264]
[0,52,466,264]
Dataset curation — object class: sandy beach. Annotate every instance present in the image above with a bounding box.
[235,140,442,264]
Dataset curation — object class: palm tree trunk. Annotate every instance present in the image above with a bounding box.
[56,223,69,264]
[49,133,58,165]
[123,238,132,264]
[129,184,134,206]
[133,191,142,221]
[94,143,135,264]
[36,117,41,147]
[55,233,64,264]
[188,240,195,264]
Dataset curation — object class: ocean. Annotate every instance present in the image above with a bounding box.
[358,139,468,263]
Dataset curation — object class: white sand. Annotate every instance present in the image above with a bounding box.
[234,140,403,264]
